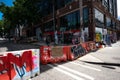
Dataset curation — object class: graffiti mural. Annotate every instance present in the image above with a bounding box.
[95,27,103,42]
[95,32,102,42]
[71,45,86,59]
[0,49,39,80]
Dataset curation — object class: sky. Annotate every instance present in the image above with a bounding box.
[117,0,120,19]
[0,0,14,20]
[0,0,120,20]
[0,0,13,6]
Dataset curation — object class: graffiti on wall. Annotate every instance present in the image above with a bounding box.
[71,45,86,59]
[0,49,39,80]
[95,32,102,42]
[95,27,103,42]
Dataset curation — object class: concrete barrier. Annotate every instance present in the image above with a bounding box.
[40,41,97,64]
[65,44,87,61]
[81,41,97,52]
[0,49,40,80]
[40,46,67,64]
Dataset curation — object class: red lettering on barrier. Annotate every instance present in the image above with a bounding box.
[0,56,16,80]
[0,50,34,80]
[0,56,8,71]
[8,51,34,71]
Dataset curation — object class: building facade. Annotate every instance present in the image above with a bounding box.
[24,0,120,44]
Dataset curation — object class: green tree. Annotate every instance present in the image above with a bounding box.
[0,0,42,37]
[0,20,4,37]
[0,2,15,36]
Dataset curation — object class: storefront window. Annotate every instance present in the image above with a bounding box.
[112,21,116,29]
[56,0,73,9]
[44,21,54,32]
[102,0,108,9]
[83,7,89,27]
[109,0,113,14]
[38,0,74,17]
[106,17,111,28]
[38,0,53,17]
[94,9,104,27]
[116,23,120,30]
[56,0,64,9]
[60,11,80,31]
[64,0,73,4]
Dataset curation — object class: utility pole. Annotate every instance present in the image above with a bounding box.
[79,0,84,42]
[53,0,56,32]
[52,0,58,45]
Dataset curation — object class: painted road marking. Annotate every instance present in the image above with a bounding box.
[54,64,94,80]
[69,62,101,71]
[48,64,85,80]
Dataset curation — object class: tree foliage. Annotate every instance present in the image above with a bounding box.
[0,20,4,37]
[0,0,42,35]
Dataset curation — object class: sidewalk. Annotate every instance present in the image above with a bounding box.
[78,41,120,66]
[111,41,120,47]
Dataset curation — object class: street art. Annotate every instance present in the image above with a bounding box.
[40,46,67,64]
[71,45,86,59]
[95,27,103,42]
[95,32,102,42]
[40,41,97,64]
[0,49,39,80]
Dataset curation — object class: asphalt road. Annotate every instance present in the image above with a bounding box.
[0,39,39,52]
[0,38,120,80]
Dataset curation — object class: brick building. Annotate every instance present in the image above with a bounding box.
[24,0,120,44]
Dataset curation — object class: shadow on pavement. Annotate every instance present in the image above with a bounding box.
[40,64,52,73]
[82,61,120,67]
[40,62,68,74]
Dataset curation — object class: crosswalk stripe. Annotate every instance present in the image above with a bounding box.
[54,63,94,80]
[48,64,85,80]
[69,62,101,71]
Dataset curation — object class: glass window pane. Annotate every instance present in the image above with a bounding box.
[83,7,89,27]
[60,11,80,31]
